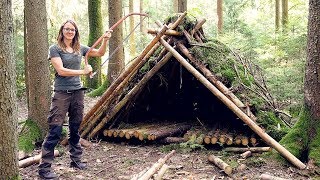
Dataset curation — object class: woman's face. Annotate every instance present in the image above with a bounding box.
[62,22,76,40]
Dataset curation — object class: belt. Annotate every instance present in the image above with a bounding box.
[54,87,87,94]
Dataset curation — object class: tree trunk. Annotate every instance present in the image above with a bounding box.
[25,0,51,137]
[305,0,320,166]
[217,0,223,34]
[0,0,19,177]
[177,0,187,13]
[108,0,125,83]
[129,0,136,57]
[275,0,280,31]
[139,0,146,33]
[281,0,288,30]
[86,0,103,89]
[280,0,320,167]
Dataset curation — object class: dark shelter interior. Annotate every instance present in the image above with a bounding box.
[109,58,254,136]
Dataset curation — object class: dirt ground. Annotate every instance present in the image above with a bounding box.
[18,96,319,180]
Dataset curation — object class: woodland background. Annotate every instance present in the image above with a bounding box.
[0,0,312,178]
[13,0,308,112]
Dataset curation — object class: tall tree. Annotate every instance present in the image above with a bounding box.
[280,0,320,167]
[86,0,103,89]
[0,0,19,178]
[177,0,187,13]
[140,0,146,33]
[108,0,125,83]
[25,0,51,137]
[129,0,136,57]
[217,0,223,34]
[275,0,280,31]
[173,0,178,12]
[281,0,288,30]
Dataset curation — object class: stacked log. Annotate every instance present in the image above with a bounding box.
[103,123,191,142]
[181,127,259,147]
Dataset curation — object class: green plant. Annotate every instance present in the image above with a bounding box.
[19,119,42,152]
[88,78,109,97]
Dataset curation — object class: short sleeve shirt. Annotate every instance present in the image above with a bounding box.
[48,44,90,91]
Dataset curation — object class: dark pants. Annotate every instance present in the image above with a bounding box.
[39,90,84,173]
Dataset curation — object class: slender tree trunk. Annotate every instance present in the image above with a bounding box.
[275,0,280,32]
[217,0,223,34]
[129,0,136,57]
[25,0,51,137]
[177,0,187,13]
[0,0,19,177]
[86,0,103,89]
[140,0,145,33]
[108,0,125,83]
[281,0,288,30]
[173,0,178,12]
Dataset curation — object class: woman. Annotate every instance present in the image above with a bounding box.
[38,19,112,179]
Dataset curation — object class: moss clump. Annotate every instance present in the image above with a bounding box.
[189,40,255,90]
[279,106,309,158]
[88,79,109,97]
[257,111,289,141]
[308,124,320,166]
[307,111,320,166]
[19,119,42,152]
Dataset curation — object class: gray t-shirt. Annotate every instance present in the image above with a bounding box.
[48,44,90,91]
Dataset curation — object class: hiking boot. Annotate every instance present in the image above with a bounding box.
[70,161,87,170]
[38,171,58,179]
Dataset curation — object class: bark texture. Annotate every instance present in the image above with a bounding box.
[280,0,320,166]
[217,0,223,34]
[86,0,103,88]
[108,0,125,83]
[0,0,19,177]
[177,0,187,13]
[304,0,320,165]
[25,0,51,136]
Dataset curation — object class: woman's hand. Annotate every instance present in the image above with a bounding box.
[103,30,112,40]
[83,65,93,74]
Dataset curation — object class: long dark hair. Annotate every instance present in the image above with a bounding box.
[57,19,80,54]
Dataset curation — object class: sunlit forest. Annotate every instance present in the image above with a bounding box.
[12,0,308,116]
[2,0,317,179]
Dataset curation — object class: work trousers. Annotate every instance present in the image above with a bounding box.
[39,89,84,173]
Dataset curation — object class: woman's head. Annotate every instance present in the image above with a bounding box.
[57,19,80,53]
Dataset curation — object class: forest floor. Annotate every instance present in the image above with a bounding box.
[18,96,320,180]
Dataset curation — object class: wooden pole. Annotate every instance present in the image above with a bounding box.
[88,51,173,138]
[147,29,182,36]
[19,150,59,168]
[208,154,232,175]
[160,38,306,169]
[81,12,188,138]
[260,173,289,180]
[224,147,272,153]
[138,150,176,180]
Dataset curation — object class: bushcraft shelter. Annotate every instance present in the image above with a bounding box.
[78,12,305,169]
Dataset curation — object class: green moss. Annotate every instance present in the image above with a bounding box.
[19,119,42,153]
[309,122,320,166]
[279,106,309,158]
[256,111,289,141]
[88,79,109,97]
